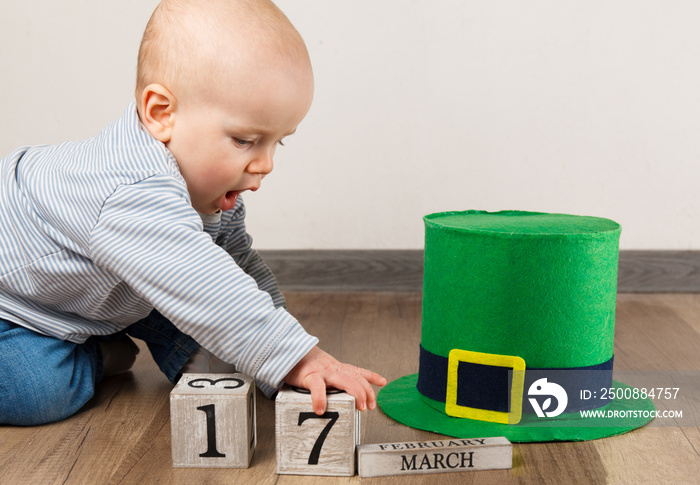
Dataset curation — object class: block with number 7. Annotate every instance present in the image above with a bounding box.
[275,385,360,476]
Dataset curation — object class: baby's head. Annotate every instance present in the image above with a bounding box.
[135,0,314,213]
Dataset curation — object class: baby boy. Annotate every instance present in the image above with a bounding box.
[0,0,385,426]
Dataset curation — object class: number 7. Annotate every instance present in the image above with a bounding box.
[297,411,340,465]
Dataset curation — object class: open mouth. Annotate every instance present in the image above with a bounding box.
[220,191,240,211]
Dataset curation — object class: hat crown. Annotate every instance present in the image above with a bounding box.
[421,210,621,368]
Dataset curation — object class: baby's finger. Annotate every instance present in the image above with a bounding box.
[306,373,327,415]
[364,380,378,410]
[359,367,387,387]
[327,368,373,411]
[352,368,376,410]
[332,366,384,387]
[345,366,385,410]
[354,367,386,410]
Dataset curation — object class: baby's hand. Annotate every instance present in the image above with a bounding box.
[284,346,387,415]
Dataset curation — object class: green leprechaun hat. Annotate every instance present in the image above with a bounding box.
[378,210,654,442]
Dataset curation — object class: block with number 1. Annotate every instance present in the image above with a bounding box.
[275,385,360,476]
[170,373,256,468]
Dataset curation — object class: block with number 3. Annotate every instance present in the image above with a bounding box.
[170,373,256,468]
[275,385,360,476]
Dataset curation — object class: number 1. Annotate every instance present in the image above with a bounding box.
[197,404,226,458]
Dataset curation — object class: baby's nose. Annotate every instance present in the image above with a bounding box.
[248,153,274,175]
[259,154,274,174]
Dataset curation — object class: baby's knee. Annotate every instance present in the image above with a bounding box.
[0,351,96,426]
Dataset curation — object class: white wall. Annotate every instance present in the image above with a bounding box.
[2,1,699,250]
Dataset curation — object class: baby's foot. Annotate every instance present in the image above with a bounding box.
[99,336,140,377]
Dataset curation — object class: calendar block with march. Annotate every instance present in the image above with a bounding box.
[275,385,360,476]
[357,437,512,477]
[170,373,256,468]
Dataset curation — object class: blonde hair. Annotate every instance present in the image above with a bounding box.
[135,0,308,103]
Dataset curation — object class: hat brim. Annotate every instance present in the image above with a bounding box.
[378,373,655,442]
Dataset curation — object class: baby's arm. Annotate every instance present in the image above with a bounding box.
[215,202,287,309]
[284,346,387,414]
[215,202,386,407]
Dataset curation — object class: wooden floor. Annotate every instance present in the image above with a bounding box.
[1,292,699,484]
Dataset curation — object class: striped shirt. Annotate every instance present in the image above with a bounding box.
[0,103,317,396]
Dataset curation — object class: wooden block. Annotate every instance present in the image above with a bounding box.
[357,437,512,478]
[170,373,256,468]
[275,385,360,476]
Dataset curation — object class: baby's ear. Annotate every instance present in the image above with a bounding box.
[139,84,176,143]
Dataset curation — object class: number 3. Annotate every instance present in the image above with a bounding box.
[297,412,340,465]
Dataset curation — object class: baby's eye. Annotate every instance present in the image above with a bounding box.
[277,139,286,147]
[233,137,253,147]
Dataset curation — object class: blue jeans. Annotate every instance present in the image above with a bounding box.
[0,310,200,426]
